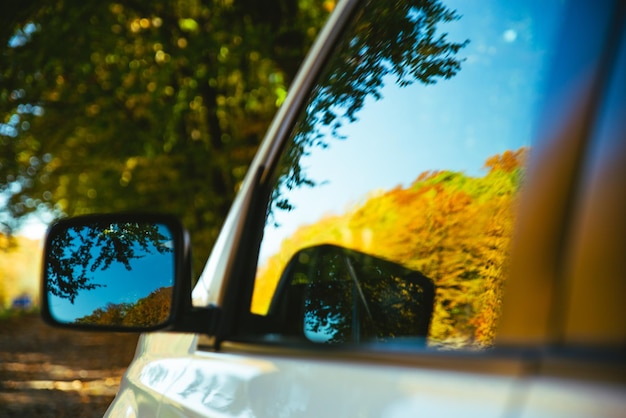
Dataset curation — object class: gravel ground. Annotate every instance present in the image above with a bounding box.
[0,313,139,418]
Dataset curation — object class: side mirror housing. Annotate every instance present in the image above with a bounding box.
[41,213,212,332]
[263,244,435,345]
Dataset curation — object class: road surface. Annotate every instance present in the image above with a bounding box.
[0,313,139,418]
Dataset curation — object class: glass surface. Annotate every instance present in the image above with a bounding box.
[45,221,175,327]
[251,0,565,349]
[270,245,434,344]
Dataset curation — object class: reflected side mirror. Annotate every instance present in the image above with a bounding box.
[41,213,205,332]
[266,244,435,345]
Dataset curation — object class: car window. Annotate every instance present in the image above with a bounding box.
[250,0,565,349]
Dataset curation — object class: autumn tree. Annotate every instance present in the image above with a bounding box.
[0,0,332,274]
[255,149,528,348]
[122,286,173,327]
[76,286,173,326]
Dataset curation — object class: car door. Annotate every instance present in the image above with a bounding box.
[107,0,625,416]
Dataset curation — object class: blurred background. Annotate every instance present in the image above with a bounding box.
[1,0,332,415]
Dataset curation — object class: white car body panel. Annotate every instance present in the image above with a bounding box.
[112,340,626,418]
[120,350,518,418]
[106,340,626,418]
[518,379,626,418]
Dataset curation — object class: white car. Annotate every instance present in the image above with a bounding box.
[41,0,626,416]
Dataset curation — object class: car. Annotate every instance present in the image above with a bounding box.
[40,0,625,416]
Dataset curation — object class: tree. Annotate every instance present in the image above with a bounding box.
[0,0,333,274]
[122,286,173,327]
[75,285,173,326]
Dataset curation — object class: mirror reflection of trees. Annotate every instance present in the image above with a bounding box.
[269,0,468,220]
[46,222,172,303]
[75,286,172,327]
[279,245,434,344]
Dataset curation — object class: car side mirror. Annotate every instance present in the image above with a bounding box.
[266,244,435,344]
[41,213,193,331]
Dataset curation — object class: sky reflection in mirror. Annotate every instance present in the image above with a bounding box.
[47,223,174,323]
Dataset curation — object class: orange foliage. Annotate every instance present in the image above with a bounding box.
[254,149,527,348]
[483,147,528,174]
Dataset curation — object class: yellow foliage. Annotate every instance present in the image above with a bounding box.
[254,149,526,348]
[0,236,42,309]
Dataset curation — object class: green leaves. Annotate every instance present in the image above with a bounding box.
[1,0,330,274]
[178,18,199,33]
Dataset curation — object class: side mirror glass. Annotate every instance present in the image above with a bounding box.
[42,214,188,331]
[268,244,435,344]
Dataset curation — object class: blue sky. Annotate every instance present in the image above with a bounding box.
[259,0,565,263]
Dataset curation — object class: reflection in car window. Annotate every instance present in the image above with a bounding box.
[252,0,564,349]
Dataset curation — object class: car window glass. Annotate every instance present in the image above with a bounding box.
[251,0,565,349]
